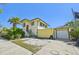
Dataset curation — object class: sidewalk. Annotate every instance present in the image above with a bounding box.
[0,39,32,55]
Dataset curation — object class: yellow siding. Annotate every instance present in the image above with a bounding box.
[38,28,54,38]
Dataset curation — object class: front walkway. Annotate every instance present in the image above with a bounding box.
[0,39,32,55]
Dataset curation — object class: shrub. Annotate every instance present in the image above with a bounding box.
[1,27,25,40]
[13,28,25,38]
[69,27,79,41]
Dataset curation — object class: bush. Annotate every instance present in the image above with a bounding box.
[13,28,25,38]
[69,27,79,41]
[1,27,25,40]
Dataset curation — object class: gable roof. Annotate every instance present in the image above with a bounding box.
[21,19,31,24]
[31,18,49,26]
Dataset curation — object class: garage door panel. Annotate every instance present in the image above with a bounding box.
[56,31,69,39]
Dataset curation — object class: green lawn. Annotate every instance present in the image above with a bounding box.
[12,39,41,54]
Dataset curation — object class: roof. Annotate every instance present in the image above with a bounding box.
[31,18,49,26]
[21,19,31,23]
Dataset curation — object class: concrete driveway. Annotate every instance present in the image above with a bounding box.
[0,38,79,55]
[0,39,32,55]
[35,40,79,55]
[21,38,79,55]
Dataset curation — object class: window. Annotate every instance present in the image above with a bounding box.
[40,22,43,26]
[42,24,45,26]
[40,22,45,27]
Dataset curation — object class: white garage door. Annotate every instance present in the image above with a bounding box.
[56,31,69,39]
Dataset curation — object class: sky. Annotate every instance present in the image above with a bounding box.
[0,3,79,28]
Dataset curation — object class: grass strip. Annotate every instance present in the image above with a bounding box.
[12,39,41,54]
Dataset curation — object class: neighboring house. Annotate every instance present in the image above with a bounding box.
[23,18,48,37]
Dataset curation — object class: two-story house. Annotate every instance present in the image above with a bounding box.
[22,18,48,37]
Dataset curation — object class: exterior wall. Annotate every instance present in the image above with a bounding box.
[23,22,31,37]
[31,20,47,36]
[31,21,38,36]
[38,26,46,29]
[37,21,46,29]
[23,23,31,31]
[31,27,37,36]
[37,28,54,38]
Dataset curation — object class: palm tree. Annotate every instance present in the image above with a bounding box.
[8,17,20,28]
[64,21,74,27]
[0,3,7,14]
[64,20,79,27]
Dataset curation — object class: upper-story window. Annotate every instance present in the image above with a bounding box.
[31,21,34,25]
[40,22,42,26]
[40,22,45,27]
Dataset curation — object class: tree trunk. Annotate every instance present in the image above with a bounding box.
[13,23,16,28]
[23,23,26,37]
